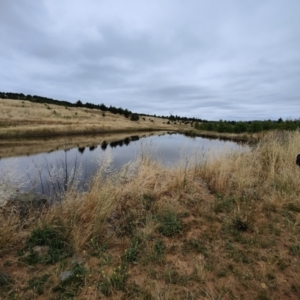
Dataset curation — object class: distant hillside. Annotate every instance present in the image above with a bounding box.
[0,92,203,123]
[0,91,134,119]
[0,98,190,139]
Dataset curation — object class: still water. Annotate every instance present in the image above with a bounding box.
[0,132,247,198]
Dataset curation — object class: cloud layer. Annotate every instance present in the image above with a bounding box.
[1,0,300,120]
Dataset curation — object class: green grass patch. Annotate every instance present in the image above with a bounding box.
[283,202,300,213]
[28,274,50,295]
[289,243,300,257]
[164,267,189,286]
[153,239,166,263]
[20,225,72,265]
[182,239,208,257]
[140,193,155,211]
[214,195,236,213]
[157,211,182,237]
[232,217,251,232]
[53,263,86,299]
[125,246,138,263]
[98,263,128,296]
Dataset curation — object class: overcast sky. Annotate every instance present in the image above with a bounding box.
[1,1,299,120]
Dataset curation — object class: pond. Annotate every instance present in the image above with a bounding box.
[0,132,248,200]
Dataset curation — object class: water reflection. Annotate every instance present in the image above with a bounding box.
[101,141,108,150]
[130,135,140,141]
[110,140,124,148]
[78,147,85,154]
[106,135,142,149]
[124,137,130,145]
[0,132,248,201]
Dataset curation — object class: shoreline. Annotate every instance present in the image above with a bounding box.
[179,128,261,143]
[0,128,258,158]
[0,126,171,139]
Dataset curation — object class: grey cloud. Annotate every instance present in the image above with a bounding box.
[140,85,216,100]
[1,0,300,120]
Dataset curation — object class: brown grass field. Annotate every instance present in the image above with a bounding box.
[0,99,187,139]
[1,130,300,299]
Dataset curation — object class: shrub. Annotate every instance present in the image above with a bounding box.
[130,114,140,121]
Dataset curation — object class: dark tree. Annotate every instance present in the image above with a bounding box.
[76,100,83,107]
[130,114,140,121]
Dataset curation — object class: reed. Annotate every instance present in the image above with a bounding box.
[198,130,300,202]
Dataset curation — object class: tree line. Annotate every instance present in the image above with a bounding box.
[194,118,300,133]
[4,92,295,132]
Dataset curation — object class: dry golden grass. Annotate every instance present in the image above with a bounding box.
[199,130,300,202]
[1,130,300,299]
[0,99,186,138]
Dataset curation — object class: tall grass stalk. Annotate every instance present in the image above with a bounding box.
[197,130,300,204]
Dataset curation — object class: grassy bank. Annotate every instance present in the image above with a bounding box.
[0,99,186,139]
[1,131,300,299]
[181,128,263,143]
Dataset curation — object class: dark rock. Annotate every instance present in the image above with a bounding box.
[32,245,50,257]
[59,271,73,282]
[71,256,85,266]
[296,154,300,167]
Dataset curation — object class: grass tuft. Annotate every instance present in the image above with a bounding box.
[157,211,182,237]
[20,225,72,264]
[28,274,50,295]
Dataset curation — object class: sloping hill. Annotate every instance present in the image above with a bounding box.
[0,99,184,138]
